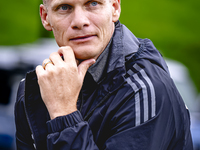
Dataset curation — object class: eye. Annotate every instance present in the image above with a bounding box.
[58,5,70,11]
[60,5,68,10]
[90,1,98,6]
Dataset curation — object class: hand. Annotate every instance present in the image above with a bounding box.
[36,46,95,119]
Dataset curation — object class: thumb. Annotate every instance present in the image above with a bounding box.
[78,59,96,80]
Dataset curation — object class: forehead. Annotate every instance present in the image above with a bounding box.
[45,0,110,10]
[46,0,109,5]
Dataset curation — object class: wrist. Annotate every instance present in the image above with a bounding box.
[49,108,78,120]
[47,111,84,134]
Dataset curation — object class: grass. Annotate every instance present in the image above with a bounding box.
[0,1,41,45]
[120,0,200,92]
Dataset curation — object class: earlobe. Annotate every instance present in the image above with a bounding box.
[40,4,52,31]
[112,0,121,22]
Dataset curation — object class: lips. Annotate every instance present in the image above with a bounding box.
[70,35,96,41]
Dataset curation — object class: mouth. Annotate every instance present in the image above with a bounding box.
[70,35,96,41]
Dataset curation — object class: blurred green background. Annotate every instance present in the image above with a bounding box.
[0,0,200,92]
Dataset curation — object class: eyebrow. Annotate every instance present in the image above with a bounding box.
[50,0,106,10]
[50,0,70,10]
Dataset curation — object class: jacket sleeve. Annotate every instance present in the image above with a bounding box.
[101,89,193,150]
[46,111,99,150]
[14,80,35,150]
[100,66,193,150]
[45,93,180,150]
[45,79,193,150]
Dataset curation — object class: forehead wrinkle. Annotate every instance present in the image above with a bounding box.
[51,0,86,5]
[49,0,109,6]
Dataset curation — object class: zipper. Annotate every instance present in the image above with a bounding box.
[24,79,37,150]
[24,101,37,149]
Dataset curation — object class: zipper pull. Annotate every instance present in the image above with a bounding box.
[31,134,36,149]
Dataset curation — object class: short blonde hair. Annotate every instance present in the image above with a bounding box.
[43,0,47,6]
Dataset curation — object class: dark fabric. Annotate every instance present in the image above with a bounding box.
[15,21,193,150]
[87,36,112,83]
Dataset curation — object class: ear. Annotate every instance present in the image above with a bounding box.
[112,0,121,22]
[40,4,52,31]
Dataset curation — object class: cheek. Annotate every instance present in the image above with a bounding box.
[51,19,70,46]
[99,17,114,40]
[93,14,112,34]
[51,19,65,34]
[95,10,114,35]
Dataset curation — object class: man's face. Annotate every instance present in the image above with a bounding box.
[40,0,120,61]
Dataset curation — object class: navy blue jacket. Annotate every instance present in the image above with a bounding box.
[15,22,193,150]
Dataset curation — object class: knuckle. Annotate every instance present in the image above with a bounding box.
[57,63,66,70]
[49,52,57,59]
[56,62,77,74]
[60,46,72,50]
[42,59,50,66]
[37,68,53,80]
[58,46,73,54]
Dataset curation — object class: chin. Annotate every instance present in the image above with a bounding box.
[73,47,101,60]
[75,54,96,61]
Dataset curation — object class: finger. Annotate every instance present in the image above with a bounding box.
[42,59,51,66]
[36,65,45,77]
[78,59,96,80]
[58,46,76,64]
[42,59,54,70]
[44,62,54,71]
[49,52,63,66]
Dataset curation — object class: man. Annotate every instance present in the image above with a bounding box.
[15,0,193,149]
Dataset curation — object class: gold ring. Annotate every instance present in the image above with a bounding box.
[43,61,53,69]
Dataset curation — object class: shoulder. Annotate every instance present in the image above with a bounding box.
[15,78,35,149]
[123,41,179,120]
[16,78,25,103]
[15,78,26,120]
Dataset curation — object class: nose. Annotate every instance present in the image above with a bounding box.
[71,7,90,29]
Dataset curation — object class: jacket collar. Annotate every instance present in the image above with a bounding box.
[87,36,112,83]
[86,21,140,85]
[107,21,140,74]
